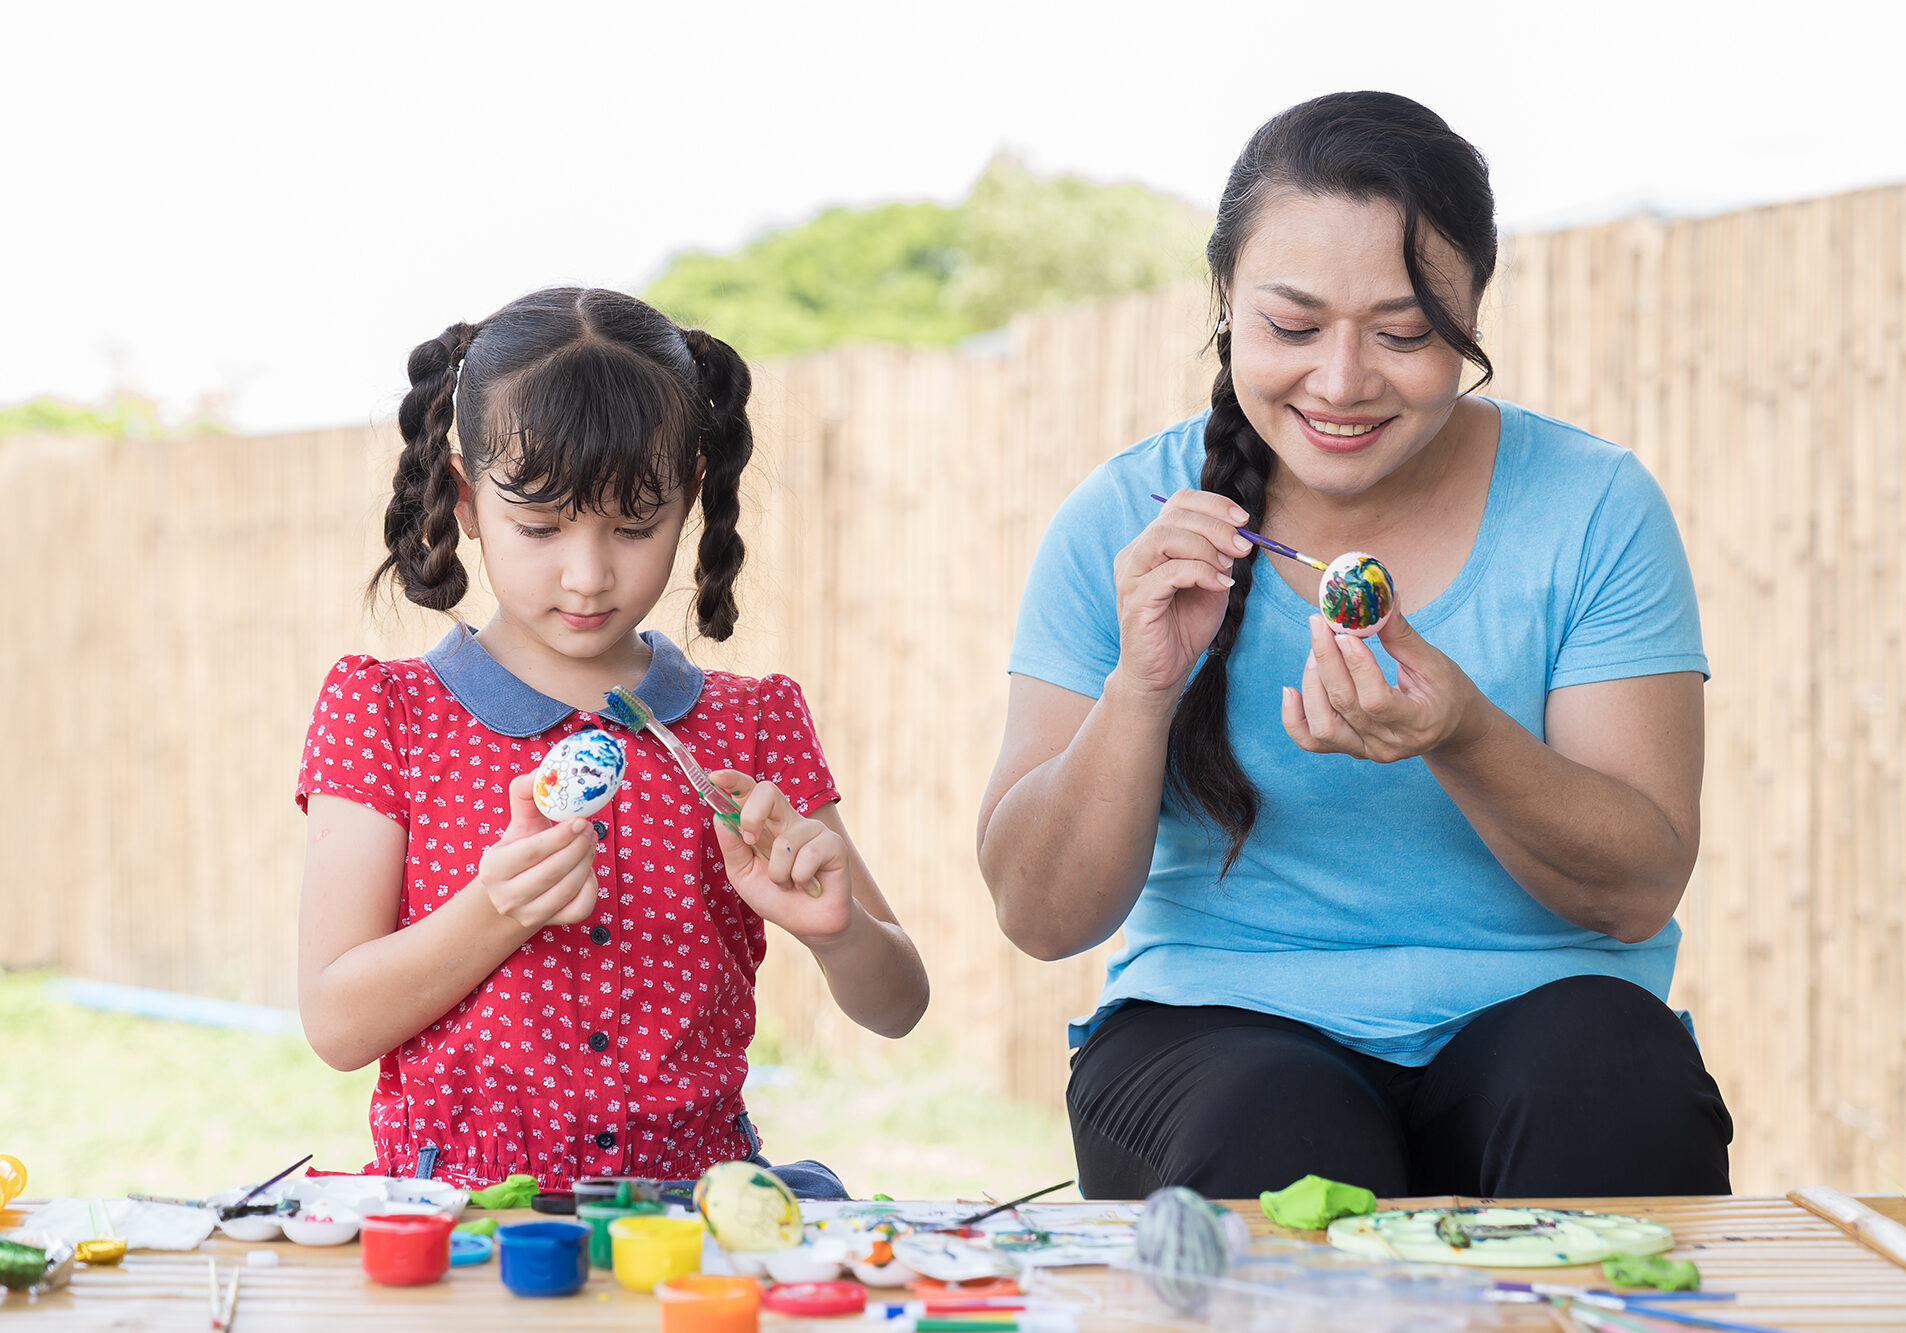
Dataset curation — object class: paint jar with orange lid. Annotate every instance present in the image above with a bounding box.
[655,1274,761,1333]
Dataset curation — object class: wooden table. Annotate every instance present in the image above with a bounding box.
[4,1195,1903,1330]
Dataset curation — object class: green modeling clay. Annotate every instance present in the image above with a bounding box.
[1261,1174,1377,1230]
[455,1217,499,1237]
[466,1174,538,1209]
[1603,1251,1701,1291]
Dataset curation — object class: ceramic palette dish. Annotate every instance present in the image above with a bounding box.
[280,1210,359,1246]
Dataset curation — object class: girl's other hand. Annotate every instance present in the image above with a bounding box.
[476,773,602,929]
[1112,489,1248,707]
[1281,611,1486,762]
[708,771,852,940]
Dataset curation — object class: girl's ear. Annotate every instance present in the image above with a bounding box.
[450,452,478,539]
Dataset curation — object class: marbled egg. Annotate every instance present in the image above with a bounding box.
[1319,551,1396,637]
[531,729,626,821]
[693,1161,802,1252]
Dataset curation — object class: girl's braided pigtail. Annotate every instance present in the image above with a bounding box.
[681,328,754,641]
[370,322,479,610]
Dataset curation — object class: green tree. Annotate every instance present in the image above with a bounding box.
[641,155,1211,358]
[645,201,969,357]
[947,153,1210,331]
[0,391,230,441]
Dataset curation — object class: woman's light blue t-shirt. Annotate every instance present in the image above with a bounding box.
[1008,400,1708,1065]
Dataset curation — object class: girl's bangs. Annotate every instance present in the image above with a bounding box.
[487,345,698,518]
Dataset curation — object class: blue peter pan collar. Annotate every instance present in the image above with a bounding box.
[424,622,704,737]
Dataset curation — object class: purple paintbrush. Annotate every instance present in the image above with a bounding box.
[1148,493,1329,571]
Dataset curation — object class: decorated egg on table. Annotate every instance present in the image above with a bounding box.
[531,729,626,821]
[1134,1185,1231,1315]
[693,1161,802,1252]
[1318,551,1396,637]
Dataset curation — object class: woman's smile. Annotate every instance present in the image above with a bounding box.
[1291,406,1396,453]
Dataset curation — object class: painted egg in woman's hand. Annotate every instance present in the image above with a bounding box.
[1319,551,1396,637]
[531,729,626,821]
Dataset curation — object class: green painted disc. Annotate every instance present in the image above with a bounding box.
[1327,1206,1674,1268]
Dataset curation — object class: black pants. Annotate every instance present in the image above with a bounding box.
[1068,976,1732,1199]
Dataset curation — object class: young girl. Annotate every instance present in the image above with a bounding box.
[296,287,929,1194]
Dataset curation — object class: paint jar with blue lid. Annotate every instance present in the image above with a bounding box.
[497,1221,591,1297]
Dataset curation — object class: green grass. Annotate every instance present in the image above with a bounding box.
[0,970,1075,1202]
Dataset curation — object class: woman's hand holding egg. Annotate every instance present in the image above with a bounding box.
[1283,610,1485,763]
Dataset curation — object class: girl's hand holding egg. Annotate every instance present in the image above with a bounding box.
[476,772,603,930]
[708,773,852,939]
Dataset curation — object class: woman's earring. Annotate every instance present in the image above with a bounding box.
[1216,315,1231,336]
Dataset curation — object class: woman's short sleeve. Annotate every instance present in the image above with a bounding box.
[1007,461,1130,699]
[1551,452,1709,688]
[296,655,410,826]
[751,674,841,817]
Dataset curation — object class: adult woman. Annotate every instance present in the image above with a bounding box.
[977,92,1731,1199]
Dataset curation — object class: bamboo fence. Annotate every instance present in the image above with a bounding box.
[2,184,1901,1194]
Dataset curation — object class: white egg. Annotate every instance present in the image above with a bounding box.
[531,728,627,821]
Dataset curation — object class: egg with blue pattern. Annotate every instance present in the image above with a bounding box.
[531,729,626,821]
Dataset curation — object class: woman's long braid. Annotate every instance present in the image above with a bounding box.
[682,328,753,641]
[1166,327,1272,874]
[375,321,479,610]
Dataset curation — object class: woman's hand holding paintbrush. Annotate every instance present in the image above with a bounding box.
[1113,490,1256,703]
[708,773,852,937]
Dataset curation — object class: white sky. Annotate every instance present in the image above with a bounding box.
[6,0,1903,434]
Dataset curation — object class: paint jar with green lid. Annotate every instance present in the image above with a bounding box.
[576,1200,661,1269]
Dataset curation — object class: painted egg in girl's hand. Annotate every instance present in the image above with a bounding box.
[1319,552,1396,638]
[531,729,626,821]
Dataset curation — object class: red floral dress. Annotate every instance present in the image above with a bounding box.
[295,627,837,1190]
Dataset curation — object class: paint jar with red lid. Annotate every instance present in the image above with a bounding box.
[359,1212,455,1285]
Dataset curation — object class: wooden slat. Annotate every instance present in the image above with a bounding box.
[7,1195,1906,1330]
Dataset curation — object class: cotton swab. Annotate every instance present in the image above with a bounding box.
[1148,494,1329,571]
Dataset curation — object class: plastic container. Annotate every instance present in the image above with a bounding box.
[655,1274,762,1333]
[610,1214,704,1290]
[575,1175,669,1209]
[359,1212,455,1285]
[1107,1240,1492,1330]
[577,1202,646,1270]
[497,1221,591,1297]
[449,1231,494,1266]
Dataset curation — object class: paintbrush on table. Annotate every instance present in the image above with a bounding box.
[955,1179,1076,1227]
